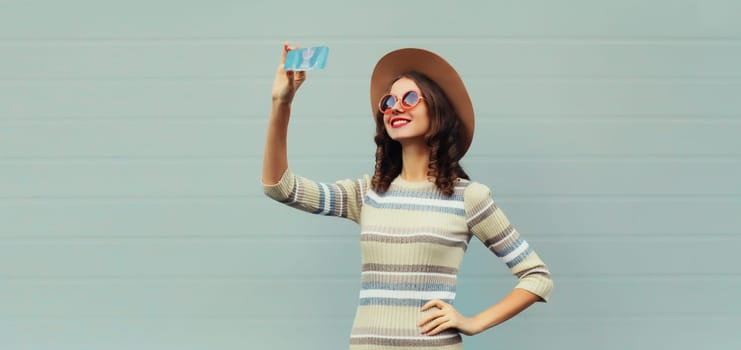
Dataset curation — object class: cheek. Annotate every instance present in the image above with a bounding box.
[378,115,388,129]
[381,114,391,125]
[414,111,432,129]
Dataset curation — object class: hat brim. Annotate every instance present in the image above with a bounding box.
[370,48,475,155]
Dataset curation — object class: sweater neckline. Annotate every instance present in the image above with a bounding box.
[391,176,437,189]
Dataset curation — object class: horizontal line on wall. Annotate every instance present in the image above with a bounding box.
[0,194,739,201]
[241,234,741,241]
[3,76,741,83]
[0,275,366,281]
[2,115,741,122]
[462,155,741,161]
[497,313,741,320]
[0,317,306,323]
[3,314,740,322]
[473,118,741,123]
[0,155,255,161]
[2,35,741,45]
[505,312,741,320]
[1,155,740,162]
[0,315,354,321]
[0,116,257,122]
[1,233,737,240]
[249,73,741,80]
[2,273,739,280]
[0,195,257,200]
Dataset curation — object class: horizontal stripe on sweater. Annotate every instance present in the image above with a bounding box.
[380,187,465,201]
[361,281,456,292]
[499,240,532,265]
[365,191,465,216]
[361,271,458,280]
[351,322,458,339]
[363,225,470,239]
[312,181,335,215]
[349,332,461,346]
[351,327,459,338]
[485,234,534,268]
[361,273,458,285]
[362,263,458,275]
[358,297,454,307]
[483,224,516,248]
[359,289,456,300]
[360,231,469,249]
[465,198,497,228]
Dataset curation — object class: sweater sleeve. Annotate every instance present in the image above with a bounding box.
[464,182,553,302]
[262,168,370,223]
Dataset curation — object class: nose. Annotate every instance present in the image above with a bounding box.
[390,99,404,114]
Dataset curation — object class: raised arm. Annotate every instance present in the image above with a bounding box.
[262,43,307,185]
[261,43,368,223]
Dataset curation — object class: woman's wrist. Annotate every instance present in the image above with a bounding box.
[269,99,293,125]
[272,97,292,106]
[271,98,293,116]
[469,314,488,335]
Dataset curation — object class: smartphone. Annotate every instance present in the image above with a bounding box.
[284,46,329,71]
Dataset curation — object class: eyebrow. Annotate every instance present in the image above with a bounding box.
[389,90,420,95]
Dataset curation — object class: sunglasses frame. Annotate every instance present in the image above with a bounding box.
[378,90,425,114]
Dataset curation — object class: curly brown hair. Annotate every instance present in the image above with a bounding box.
[371,71,470,196]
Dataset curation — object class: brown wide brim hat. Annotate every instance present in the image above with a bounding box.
[370,48,475,155]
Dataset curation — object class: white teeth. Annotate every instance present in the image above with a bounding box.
[392,119,410,126]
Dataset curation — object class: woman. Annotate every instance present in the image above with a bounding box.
[262,44,553,349]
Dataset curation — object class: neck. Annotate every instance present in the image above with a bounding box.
[399,142,431,182]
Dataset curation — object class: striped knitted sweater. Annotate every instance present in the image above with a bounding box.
[263,168,553,350]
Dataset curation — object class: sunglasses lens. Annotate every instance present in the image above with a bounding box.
[402,91,420,107]
[380,95,397,112]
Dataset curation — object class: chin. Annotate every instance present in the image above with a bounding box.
[386,125,427,143]
[387,133,424,145]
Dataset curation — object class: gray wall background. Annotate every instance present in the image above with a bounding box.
[1,1,740,349]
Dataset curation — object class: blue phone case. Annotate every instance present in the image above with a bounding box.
[284,46,329,71]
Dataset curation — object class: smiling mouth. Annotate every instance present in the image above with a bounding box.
[390,117,411,128]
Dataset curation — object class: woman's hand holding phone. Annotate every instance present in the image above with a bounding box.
[271,43,307,105]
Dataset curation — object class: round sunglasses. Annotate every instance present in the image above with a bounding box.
[378,90,425,114]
